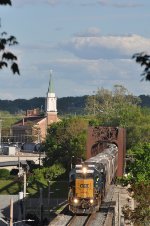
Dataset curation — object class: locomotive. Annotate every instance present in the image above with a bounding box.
[68,143,118,214]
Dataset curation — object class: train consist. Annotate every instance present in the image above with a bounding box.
[68,143,118,214]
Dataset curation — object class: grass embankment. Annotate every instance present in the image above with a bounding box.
[0,180,22,194]
[0,179,69,198]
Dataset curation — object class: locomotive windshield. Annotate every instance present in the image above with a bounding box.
[76,172,93,179]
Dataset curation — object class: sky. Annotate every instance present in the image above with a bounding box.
[0,0,150,100]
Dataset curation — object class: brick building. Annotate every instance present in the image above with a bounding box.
[11,72,59,143]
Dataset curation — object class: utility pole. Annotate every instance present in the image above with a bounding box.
[48,181,50,206]
[40,188,43,223]
[0,119,2,150]
[10,198,13,226]
[71,156,74,169]
[93,91,96,116]
[23,171,27,198]
[23,171,27,220]
[36,126,41,166]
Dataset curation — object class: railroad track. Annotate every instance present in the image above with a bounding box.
[49,185,115,226]
[89,185,116,226]
[66,185,115,226]
[66,213,96,226]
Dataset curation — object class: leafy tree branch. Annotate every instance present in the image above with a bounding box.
[133,52,150,81]
[0,0,20,74]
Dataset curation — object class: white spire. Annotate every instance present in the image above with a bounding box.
[46,70,57,112]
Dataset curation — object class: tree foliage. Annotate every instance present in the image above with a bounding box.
[121,143,150,225]
[127,143,150,182]
[85,85,141,128]
[85,85,150,149]
[28,163,66,185]
[43,117,88,171]
[0,0,20,74]
[122,183,150,226]
[133,52,150,81]
[125,106,150,148]
[0,0,11,5]
[0,111,22,128]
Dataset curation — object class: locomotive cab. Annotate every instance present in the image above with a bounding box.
[68,144,118,214]
[68,164,106,214]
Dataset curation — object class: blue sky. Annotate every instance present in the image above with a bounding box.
[0,0,150,100]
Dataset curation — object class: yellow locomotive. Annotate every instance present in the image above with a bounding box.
[68,144,118,214]
[68,164,105,213]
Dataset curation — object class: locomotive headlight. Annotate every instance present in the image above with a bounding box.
[73,198,78,204]
[82,167,87,174]
[90,199,94,204]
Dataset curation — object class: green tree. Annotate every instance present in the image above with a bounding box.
[127,143,150,182]
[127,112,150,148]
[122,143,150,226]
[0,111,22,128]
[0,0,20,74]
[85,85,150,150]
[28,163,66,185]
[85,85,140,127]
[0,0,11,5]
[43,117,88,171]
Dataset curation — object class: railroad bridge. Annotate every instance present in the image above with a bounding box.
[86,126,126,177]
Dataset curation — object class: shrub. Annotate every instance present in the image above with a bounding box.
[10,169,19,176]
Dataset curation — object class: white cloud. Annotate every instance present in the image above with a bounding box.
[34,57,141,83]
[59,34,150,59]
[0,54,148,99]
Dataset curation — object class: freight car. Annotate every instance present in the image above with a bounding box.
[68,143,118,214]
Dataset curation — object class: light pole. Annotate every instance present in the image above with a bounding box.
[48,180,51,206]
[71,156,74,169]
[93,91,96,116]
[38,129,41,167]
[55,189,60,205]
[0,119,2,151]
[23,171,27,198]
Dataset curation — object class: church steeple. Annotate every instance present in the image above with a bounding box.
[48,70,54,93]
[46,70,57,112]
[46,70,58,125]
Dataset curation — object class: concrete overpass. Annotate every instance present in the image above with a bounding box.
[0,151,46,170]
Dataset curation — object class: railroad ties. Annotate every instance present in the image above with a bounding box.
[48,184,116,226]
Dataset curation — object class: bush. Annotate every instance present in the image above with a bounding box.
[0,169,10,179]
[10,169,19,176]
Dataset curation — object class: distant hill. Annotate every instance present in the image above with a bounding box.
[0,95,149,115]
[139,95,150,108]
[0,96,88,115]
